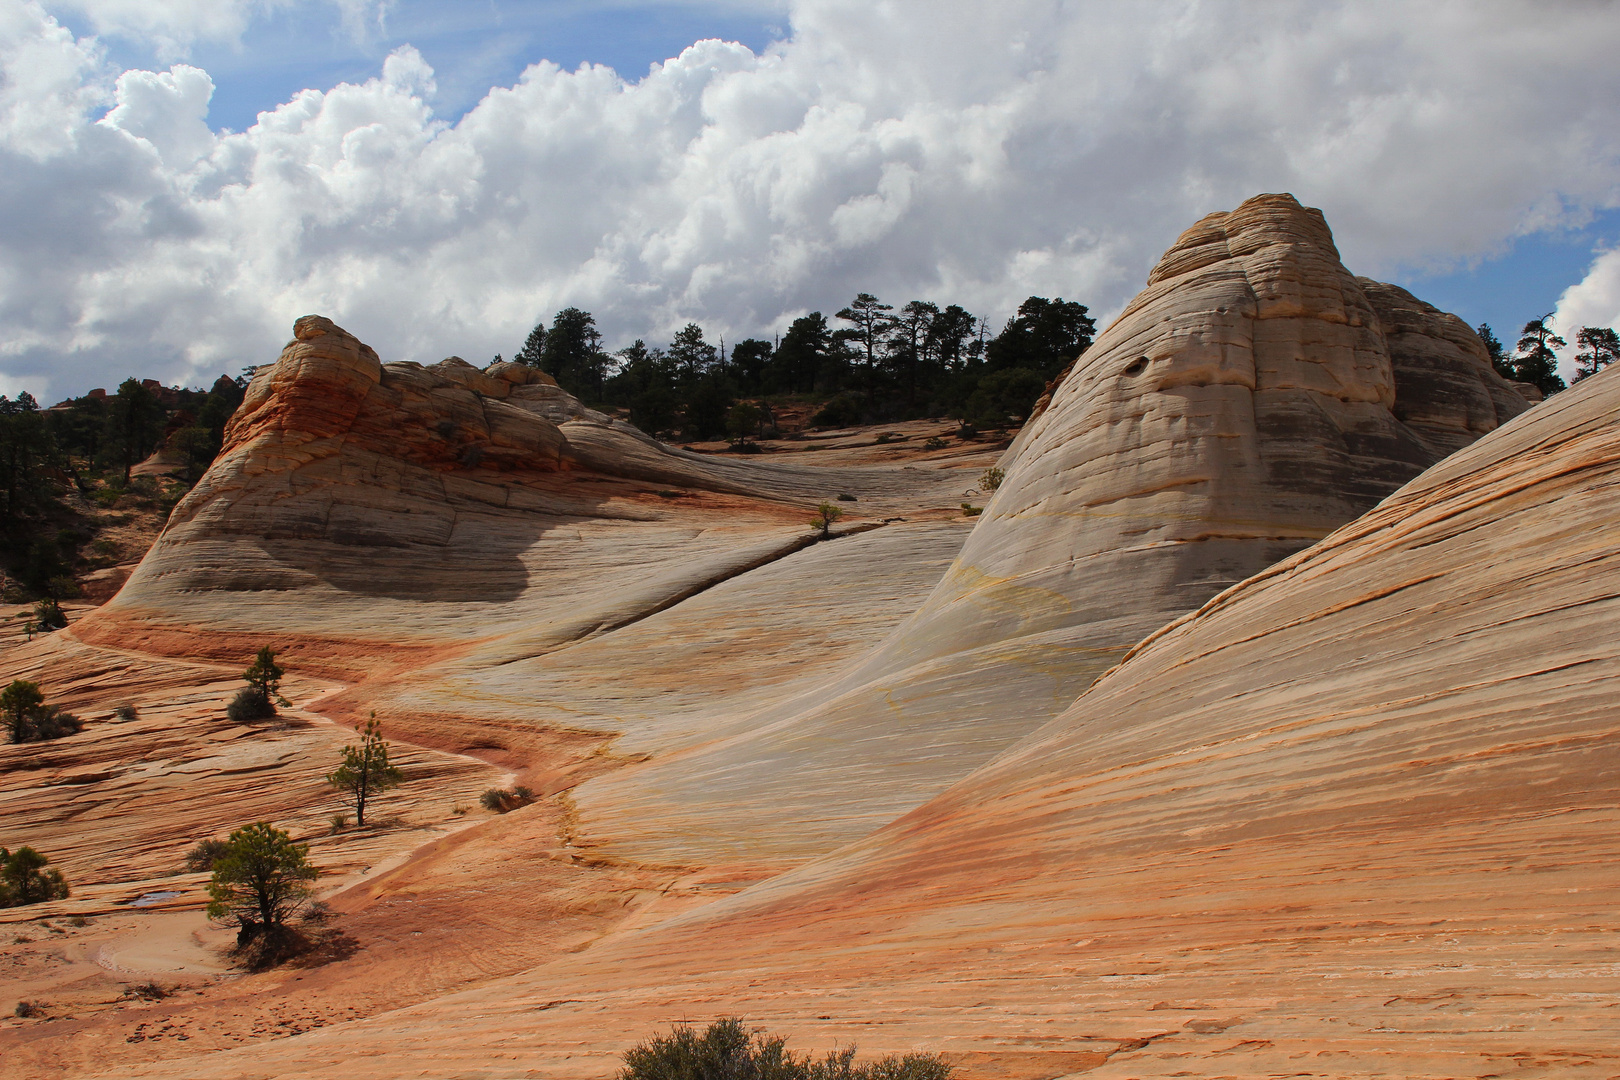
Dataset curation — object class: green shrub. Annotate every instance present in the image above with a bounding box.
[811,392,865,428]
[480,786,536,813]
[184,838,229,873]
[923,436,947,451]
[960,367,1044,428]
[619,1018,952,1080]
[0,846,70,908]
[226,688,272,723]
[810,501,843,538]
[114,703,139,721]
[836,493,857,502]
[32,599,66,630]
[1,680,82,743]
[978,467,1004,493]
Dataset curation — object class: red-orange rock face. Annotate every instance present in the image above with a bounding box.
[229,315,384,444]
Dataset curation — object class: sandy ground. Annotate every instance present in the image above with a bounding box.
[0,786,729,1079]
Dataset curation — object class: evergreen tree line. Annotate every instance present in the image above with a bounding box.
[1476,315,1619,397]
[0,373,247,600]
[502,295,1097,440]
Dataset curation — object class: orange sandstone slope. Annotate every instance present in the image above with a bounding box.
[569,192,1531,870]
[69,315,979,758]
[78,315,947,674]
[0,315,979,956]
[137,342,1620,1079]
[60,197,1527,893]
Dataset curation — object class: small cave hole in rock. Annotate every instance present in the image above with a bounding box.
[1124,357,1150,377]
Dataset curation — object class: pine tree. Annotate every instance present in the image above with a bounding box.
[810,500,843,538]
[242,646,286,710]
[1512,315,1567,397]
[514,321,546,367]
[836,294,896,402]
[1476,323,1515,380]
[1,679,43,743]
[326,716,403,826]
[0,846,69,907]
[668,323,718,381]
[540,308,607,398]
[1572,326,1619,383]
[206,822,318,936]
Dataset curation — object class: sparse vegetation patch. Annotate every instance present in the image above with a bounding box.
[620,1018,953,1080]
[480,785,536,813]
[0,845,70,907]
[1,679,82,743]
[206,822,319,968]
[326,715,403,827]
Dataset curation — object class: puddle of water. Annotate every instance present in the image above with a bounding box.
[127,890,185,908]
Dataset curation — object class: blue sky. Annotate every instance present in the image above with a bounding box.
[1393,209,1620,347]
[4,1,1618,399]
[53,1,790,132]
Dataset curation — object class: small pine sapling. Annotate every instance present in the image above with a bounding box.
[229,646,288,722]
[810,500,843,538]
[326,715,403,827]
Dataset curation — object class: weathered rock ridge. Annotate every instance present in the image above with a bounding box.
[3,195,1600,1080]
[570,193,1530,868]
[80,315,971,674]
[140,329,1620,1080]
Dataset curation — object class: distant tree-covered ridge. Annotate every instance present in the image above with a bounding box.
[1,371,248,607]
[511,293,1096,440]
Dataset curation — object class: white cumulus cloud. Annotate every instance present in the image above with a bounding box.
[3,0,1620,401]
[1554,247,1620,379]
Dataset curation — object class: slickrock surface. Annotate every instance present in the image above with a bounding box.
[128,343,1620,1080]
[0,628,507,914]
[67,315,990,760]
[5,197,1572,1080]
[571,193,1529,868]
[0,318,1004,1078]
[85,316,958,669]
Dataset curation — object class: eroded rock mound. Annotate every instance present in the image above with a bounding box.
[939,193,1526,669]
[572,193,1531,868]
[127,339,1620,1080]
[69,315,979,761]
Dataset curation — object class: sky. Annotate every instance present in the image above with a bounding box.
[2,0,1619,402]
